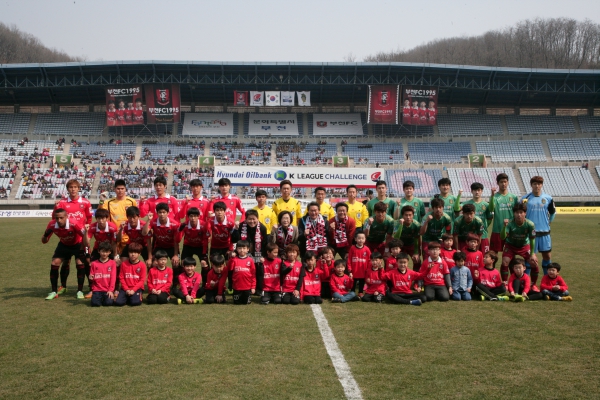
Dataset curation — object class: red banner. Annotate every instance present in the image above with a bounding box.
[105,86,143,127]
[145,84,181,124]
[234,91,248,106]
[368,85,399,124]
[401,85,438,126]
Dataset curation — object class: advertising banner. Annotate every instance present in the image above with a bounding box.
[0,210,55,218]
[297,91,311,106]
[250,91,264,106]
[214,166,385,188]
[105,86,143,127]
[401,85,438,126]
[265,91,280,106]
[556,207,600,214]
[145,84,181,123]
[367,85,399,124]
[233,91,248,106]
[248,113,299,136]
[313,113,364,136]
[182,113,235,136]
[281,91,295,106]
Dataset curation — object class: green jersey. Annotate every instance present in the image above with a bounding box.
[393,220,421,247]
[421,212,453,243]
[491,192,519,233]
[430,194,460,230]
[453,215,484,242]
[367,197,396,218]
[365,215,395,244]
[399,197,427,223]
[464,199,493,239]
[504,219,536,247]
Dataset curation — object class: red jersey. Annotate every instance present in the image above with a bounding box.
[419,108,427,124]
[115,109,126,124]
[119,260,146,292]
[122,220,150,247]
[330,273,353,295]
[227,256,256,291]
[209,194,246,222]
[124,108,133,125]
[385,268,426,294]
[55,196,93,225]
[540,275,568,292]
[89,259,117,292]
[106,110,117,126]
[422,257,449,286]
[347,245,371,278]
[440,248,456,268]
[263,257,282,292]
[464,249,484,277]
[178,271,202,298]
[207,217,235,249]
[478,267,502,288]
[385,256,398,271]
[402,106,411,120]
[508,273,531,295]
[205,268,227,295]
[363,268,386,294]
[178,196,211,223]
[317,259,335,282]
[87,221,117,249]
[140,194,179,221]
[427,108,437,125]
[148,267,173,294]
[281,260,303,293]
[179,220,208,248]
[302,266,329,297]
[149,218,181,250]
[45,219,85,246]
[411,106,420,125]
[133,108,144,123]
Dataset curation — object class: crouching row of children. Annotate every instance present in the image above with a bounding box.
[88,236,572,307]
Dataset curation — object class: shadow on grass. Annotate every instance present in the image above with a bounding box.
[2,286,92,307]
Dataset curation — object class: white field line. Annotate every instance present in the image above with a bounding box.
[311,304,363,400]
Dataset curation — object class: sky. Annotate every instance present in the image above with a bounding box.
[1,0,599,63]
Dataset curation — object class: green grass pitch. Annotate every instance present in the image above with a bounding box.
[0,216,599,399]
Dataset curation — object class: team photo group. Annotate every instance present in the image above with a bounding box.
[42,171,570,307]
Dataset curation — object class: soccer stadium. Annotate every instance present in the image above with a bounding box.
[1,59,599,399]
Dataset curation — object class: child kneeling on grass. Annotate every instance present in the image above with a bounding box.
[114,242,146,307]
[385,252,426,306]
[540,263,572,301]
[89,241,117,307]
[475,251,507,301]
[173,257,203,305]
[330,259,356,303]
[146,250,172,305]
[508,259,544,301]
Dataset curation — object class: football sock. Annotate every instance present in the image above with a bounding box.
[85,264,91,290]
[50,265,59,292]
[59,264,70,287]
[542,259,551,276]
[500,266,509,282]
[76,264,85,291]
[525,262,531,276]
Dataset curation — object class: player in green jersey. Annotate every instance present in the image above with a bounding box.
[489,173,519,252]
[420,198,453,256]
[393,180,427,223]
[453,203,484,251]
[463,182,494,253]
[430,178,461,232]
[367,180,396,218]
[500,202,538,285]
[392,205,422,270]
[364,201,394,255]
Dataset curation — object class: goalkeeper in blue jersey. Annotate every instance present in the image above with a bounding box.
[521,176,556,285]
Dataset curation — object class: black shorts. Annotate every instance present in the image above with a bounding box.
[53,242,84,263]
[181,245,206,262]
[90,248,115,261]
[120,244,149,260]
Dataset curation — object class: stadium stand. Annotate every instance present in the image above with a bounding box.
[519,167,600,197]
[505,115,576,135]
[386,169,444,198]
[0,166,16,199]
[475,140,546,162]
[548,138,600,161]
[139,143,205,165]
[447,168,522,198]
[276,142,336,166]
[71,142,137,165]
[372,124,434,137]
[33,113,105,136]
[597,166,600,180]
[0,114,31,135]
[308,113,367,136]
[0,139,62,163]
[342,143,405,164]
[108,114,171,136]
[97,166,168,199]
[577,116,600,134]
[437,114,503,136]
[407,142,472,164]
[171,167,219,198]
[208,141,271,165]
[15,167,95,199]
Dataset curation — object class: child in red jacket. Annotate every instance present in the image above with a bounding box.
[228,240,256,305]
[302,251,329,304]
[115,242,146,306]
[540,262,572,301]
[261,243,283,305]
[330,259,356,303]
[362,252,386,303]
[147,250,173,304]
[385,252,427,305]
[173,257,203,305]
[204,254,227,304]
[89,241,117,307]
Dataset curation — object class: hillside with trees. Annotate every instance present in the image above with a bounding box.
[0,22,81,64]
[363,18,600,69]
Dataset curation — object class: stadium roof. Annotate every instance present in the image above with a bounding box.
[1,61,599,108]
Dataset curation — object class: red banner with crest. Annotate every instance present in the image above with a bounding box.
[145,84,181,123]
[367,85,399,124]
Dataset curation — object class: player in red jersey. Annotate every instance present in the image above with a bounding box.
[143,204,181,285]
[139,176,179,221]
[301,251,329,304]
[281,244,303,305]
[132,98,144,124]
[317,246,336,299]
[362,252,386,303]
[116,206,152,264]
[402,99,411,122]
[261,243,283,305]
[124,101,134,125]
[41,208,89,300]
[440,234,457,268]
[422,241,451,302]
[410,100,420,125]
[115,99,126,125]
[474,251,507,301]
[178,207,209,283]
[208,177,245,223]
[207,201,237,259]
[227,240,256,305]
[386,239,402,271]
[427,100,437,125]
[418,101,427,125]
[232,210,267,295]
[463,233,484,279]
[146,249,173,304]
[385,253,427,305]
[114,242,146,306]
[106,100,117,126]
[85,208,118,298]
[330,259,356,303]
[173,257,203,305]
[88,241,117,307]
[204,254,228,304]
[540,263,571,301]
[178,179,210,223]
[347,232,371,297]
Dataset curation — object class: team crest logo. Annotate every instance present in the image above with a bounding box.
[265,217,270,224]
[482,205,486,210]
[275,264,279,270]
[230,201,234,206]
[315,274,319,279]
[542,199,546,204]
[357,212,361,218]
[80,204,85,209]
[449,199,454,204]
[108,267,112,271]
[164,273,169,278]
[295,267,299,272]
[156,89,170,106]
[316,121,327,128]
[246,261,251,266]
[414,202,418,207]
[136,268,140,273]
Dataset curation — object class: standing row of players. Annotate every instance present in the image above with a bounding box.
[41,172,559,304]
